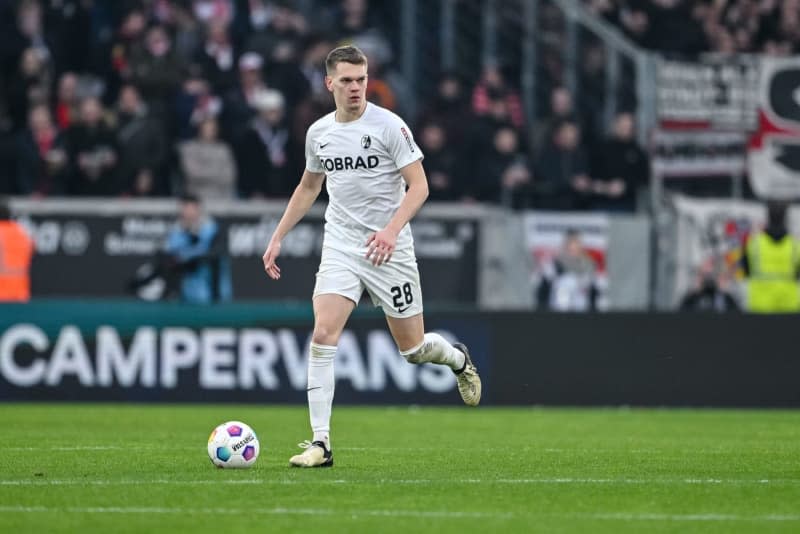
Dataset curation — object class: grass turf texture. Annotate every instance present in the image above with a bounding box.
[1,405,799,533]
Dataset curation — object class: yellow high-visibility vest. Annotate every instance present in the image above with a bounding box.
[745,232,800,313]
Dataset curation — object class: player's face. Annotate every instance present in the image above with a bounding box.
[326,62,368,114]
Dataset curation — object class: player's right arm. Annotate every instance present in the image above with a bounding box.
[262,169,325,280]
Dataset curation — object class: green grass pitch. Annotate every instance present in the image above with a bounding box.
[1,404,799,533]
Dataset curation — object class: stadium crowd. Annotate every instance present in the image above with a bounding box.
[586,0,800,56]
[0,0,656,213]
[1,0,798,210]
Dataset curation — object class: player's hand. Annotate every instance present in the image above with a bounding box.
[366,229,397,266]
[262,241,282,280]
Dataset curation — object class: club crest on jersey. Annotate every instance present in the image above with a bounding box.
[361,135,371,149]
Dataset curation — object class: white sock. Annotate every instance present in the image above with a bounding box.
[307,342,336,450]
[400,332,466,371]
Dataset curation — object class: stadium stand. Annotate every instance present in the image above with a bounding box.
[0,0,657,213]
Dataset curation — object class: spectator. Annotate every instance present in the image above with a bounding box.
[417,122,459,201]
[191,0,234,27]
[775,0,800,49]
[742,201,800,313]
[0,108,16,194]
[6,47,51,132]
[53,71,80,130]
[0,199,34,302]
[461,90,519,200]
[177,117,237,201]
[195,19,238,95]
[596,0,799,56]
[170,1,205,63]
[534,119,592,210]
[64,96,118,196]
[0,198,34,302]
[328,0,383,42]
[590,111,649,212]
[115,84,168,196]
[247,0,272,33]
[16,103,67,196]
[471,64,525,130]
[174,71,222,140]
[128,25,186,114]
[245,1,308,62]
[43,0,91,76]
[536,229,600,312]
[577,41,605,146]
[103,8,148,96]
[298,35,333,102]
[644,0,706,55]
[680,259,740,312]
[221,51,268,142]
[416,73,470,147]
[532,85,577,155]
[2,0,52,90]
[164,193,232,304]
[237,89,294,198]
[265,41,312,112]
[474,125,532,209]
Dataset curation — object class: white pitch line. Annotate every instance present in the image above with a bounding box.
[1,506,798,522]
[1,446,760,454]
[540,448,733,454]
[0,505,510,519]
[587,513,800,522]
[380,478,790,486]
[0,478,795,487]
[3,446,494,452]
[4,446,126,451]
[3,446,198,452]
[0,479,297,486]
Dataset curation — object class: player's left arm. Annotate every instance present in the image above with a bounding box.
[366,160,429,266]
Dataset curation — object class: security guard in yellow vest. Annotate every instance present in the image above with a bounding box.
[744,201,800,313]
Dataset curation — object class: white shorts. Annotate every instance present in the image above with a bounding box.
[313,245,424,318]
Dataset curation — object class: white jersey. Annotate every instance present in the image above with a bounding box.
[305,102,424,254]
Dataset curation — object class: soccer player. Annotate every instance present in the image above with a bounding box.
[262,45,481,468]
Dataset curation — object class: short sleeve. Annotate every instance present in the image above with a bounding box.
[383,116,424,170]
[305,127,324,173]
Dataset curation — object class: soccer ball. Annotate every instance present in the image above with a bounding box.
[207,421,260,468]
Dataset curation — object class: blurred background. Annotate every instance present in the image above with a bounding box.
[2,0,800,406]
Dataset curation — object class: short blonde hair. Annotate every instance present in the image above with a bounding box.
[325,45,368,75]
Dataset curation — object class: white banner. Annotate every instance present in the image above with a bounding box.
[748,57,800,199]
[652,129,747,178]
[656,57,759,130]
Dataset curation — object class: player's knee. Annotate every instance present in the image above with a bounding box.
[311,325,340,347]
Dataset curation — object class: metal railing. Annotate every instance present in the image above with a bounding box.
[418,0,658,145]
